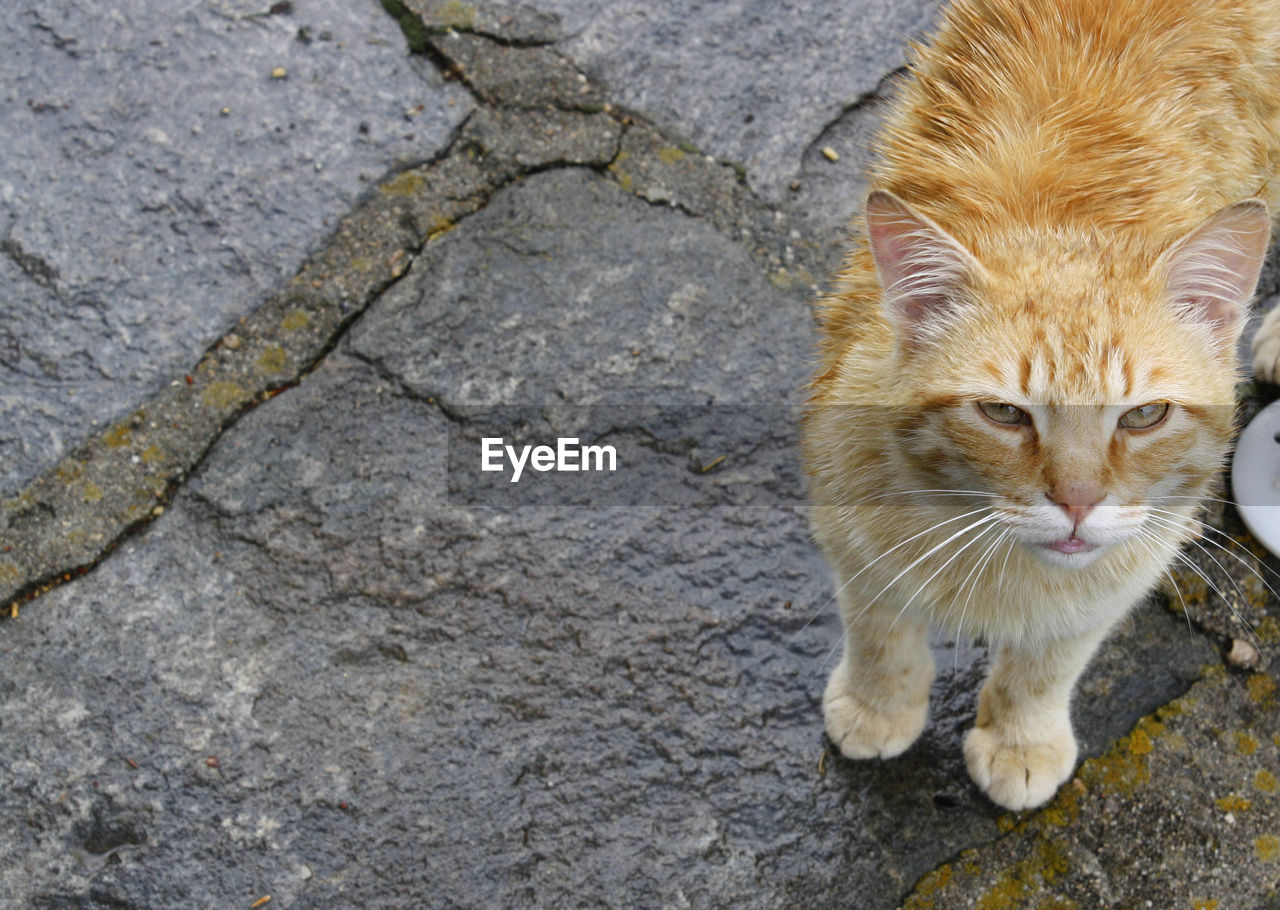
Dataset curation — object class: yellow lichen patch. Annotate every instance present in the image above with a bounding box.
[424,212,454,239]
[1039,780,1083,829]
[201,381,246,411]
[1236,731,1260,755]
[1191,899,1220,910]
[1256,616,1280,645]
[657,146,686,165]
[1256,770,1277,794]
[140,445,164,465]
[381,169,428,198]
[1214,794,1252,812]
[82,482,103,504]
[436,0,475,28]
[281,310,310,331]
[1079,728,1152,794]
[1165,565,1209,604]
[972,837,1073,910]
[1256,834,1280,862]
[103,423,132,447]
[1247,673,1277,707]
[1037,838,1070,882]
[901,863,952,909]
[256,344,289,374]
[608,150,633,190]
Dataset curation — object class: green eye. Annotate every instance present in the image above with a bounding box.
[1119,402,1170,429]
[977,402,1031,426]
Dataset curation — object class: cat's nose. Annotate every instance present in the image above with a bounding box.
[1047,482,1103,527]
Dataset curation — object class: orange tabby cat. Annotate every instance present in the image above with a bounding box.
[804,0,1279,810]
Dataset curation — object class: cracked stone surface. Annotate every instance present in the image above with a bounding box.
[540,0,942,203]
[4,1,1280,907]
[0,169,1223,906]
[0,0,472,497]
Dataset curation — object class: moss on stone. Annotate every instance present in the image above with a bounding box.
[103,424,132,448]
[1214,794,1251,812]
[201,381,246,411]
[1247,673,1276,707]
[281,310,311,331]
[256,344,289,374]
[657,146,686,165]
[1235,731,1259,755]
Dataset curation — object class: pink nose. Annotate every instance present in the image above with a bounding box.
[1047,482,1103,527]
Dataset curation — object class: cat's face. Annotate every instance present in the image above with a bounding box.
[865,191,1268,569]
[899,286,1235,569]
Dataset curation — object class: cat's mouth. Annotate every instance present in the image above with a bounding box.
[1041,535,1096,555]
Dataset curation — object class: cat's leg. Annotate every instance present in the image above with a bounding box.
[963,628,1107,810]
[823,590,935,760]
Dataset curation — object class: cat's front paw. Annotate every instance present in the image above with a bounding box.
[1254,307,1280,383]
[823,660,929,759]
[962,725,1077,810]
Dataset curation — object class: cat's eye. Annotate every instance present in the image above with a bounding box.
[1118,402,1170,430]
[977,402,1031,426]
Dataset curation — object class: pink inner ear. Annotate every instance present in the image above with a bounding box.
[865,190,978,341]
[1164,199,1271,342]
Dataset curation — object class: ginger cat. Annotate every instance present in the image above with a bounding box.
[804,0,1280,810]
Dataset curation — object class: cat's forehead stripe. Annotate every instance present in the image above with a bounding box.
[1017,344,1137,404]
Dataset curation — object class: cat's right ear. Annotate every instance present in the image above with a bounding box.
[865,190,982,347]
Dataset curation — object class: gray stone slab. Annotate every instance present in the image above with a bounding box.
[0,0,472,497]
[0,166,1218,907]
[348,168,813,405]
[543,0,942,203]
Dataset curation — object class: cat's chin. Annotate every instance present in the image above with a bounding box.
[1030,538,1106,569]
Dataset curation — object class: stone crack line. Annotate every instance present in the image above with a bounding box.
[0,2,836,617]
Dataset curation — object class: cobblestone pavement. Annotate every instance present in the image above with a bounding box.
[2,1,1278,907]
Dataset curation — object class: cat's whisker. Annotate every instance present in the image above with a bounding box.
[791,505,998,644]
[1145,511,1280,611]
[876,514,1006,654]
[1147,505,1280,589]
[1141,528,1261,648]
[1144,513,1254,606]
[1128,528,1194,637]
[952,526,1010,673]
[848,511,1002,630]
[1143,513,1269,647]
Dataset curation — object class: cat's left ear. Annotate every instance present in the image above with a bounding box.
[1160,199,1272,348]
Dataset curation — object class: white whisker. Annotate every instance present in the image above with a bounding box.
[848,511,1002,630]
[791,505,996,643]
[877,513,1005,653]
